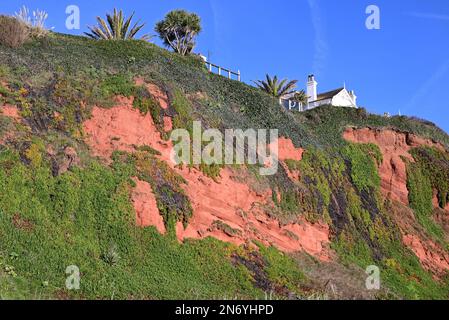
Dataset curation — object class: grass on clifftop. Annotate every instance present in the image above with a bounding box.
[1,33,448,150]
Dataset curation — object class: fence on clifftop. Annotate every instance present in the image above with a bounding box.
[205,61,241,82]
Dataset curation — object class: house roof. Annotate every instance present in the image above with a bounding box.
[314,87,344,102]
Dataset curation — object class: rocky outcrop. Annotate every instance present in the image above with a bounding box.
[403,234,449,276]
[135,77,173,132]
[83,96,170,162]
[131,178,166,234]
[345,129,449,275]
[174,166,331,259]
[343,127,444,206]
[82,89,332,261]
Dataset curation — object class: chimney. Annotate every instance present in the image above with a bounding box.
[307,74,318,103]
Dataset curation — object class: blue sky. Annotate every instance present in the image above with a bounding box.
[2,0,449,132]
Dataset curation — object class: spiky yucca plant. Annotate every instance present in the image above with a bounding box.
[85,9,151,40]
[253,75,298,99]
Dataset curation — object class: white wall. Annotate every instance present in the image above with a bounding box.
[308,98,332,110]
[331,90,357,108]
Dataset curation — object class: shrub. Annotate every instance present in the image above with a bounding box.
[15,6,49,38]
[0,15,29,48]
[85,8,151,41]
[100,74,136,97]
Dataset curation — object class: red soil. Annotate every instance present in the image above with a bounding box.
[82,97,171,162]
[131,177,166,234]
[0,105,20,144]
[403,234,449,275]
[0,104,20,120]
[272,137,303,181]
[82,91,331,261]
[175,166,331,259]
[343,127,444,206]
[276,137,304,161]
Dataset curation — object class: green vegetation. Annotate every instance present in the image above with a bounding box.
[331,143,449,299]
[1,31,449,300]
[85,8,151,41]
[171,87,194,131]
[155,10,202,56]
[0,147,314,299]
[257,244,307,295]
[291,90,308,106]
[100,73,137,97]
[410,147,449,208]
[253,74,298,99]
[342,143,382,193]
[294,106,449,149]
[406,147,448,242]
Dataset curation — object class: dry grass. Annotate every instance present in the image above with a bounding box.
[0,16,29,48]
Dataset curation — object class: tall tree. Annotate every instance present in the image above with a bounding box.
[155,10,201,56]
[85,9,151,40]
[253,75,298,99]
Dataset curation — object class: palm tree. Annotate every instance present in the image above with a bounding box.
[292,90,309,106]
[253,75,298,99]
[85,9,151,40]
[155,10,202,55]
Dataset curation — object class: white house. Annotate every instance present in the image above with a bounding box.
[281,75,358,112]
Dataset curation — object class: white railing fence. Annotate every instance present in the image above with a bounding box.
[205,61,241,82]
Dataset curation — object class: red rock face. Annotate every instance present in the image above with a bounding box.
[83,97,170,162]
[135,77,173,132]
[273,137,303,181]
[343,127,444,206]
[82,89,332,261]
[345,128,449,275]
[0,105,21,145]
[1,104,21,120]
[175,166,331,260]
[403,234,449,276]
[276,137,304,161]
[131,177,166,234]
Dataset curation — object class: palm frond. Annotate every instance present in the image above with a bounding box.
[86,8,149,40]
[254,75,298,98]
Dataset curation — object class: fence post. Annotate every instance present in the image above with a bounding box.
[228,70,231,79]
[209,63,212,72]
[218,67,221,76]
[237,70,241,82]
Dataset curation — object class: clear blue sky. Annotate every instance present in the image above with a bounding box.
[2,0,449,132]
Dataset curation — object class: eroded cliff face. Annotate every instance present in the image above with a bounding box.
[82,83,332,261]
[131,177,166,234]
[343,127,445,206]
[343,127,449,275]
